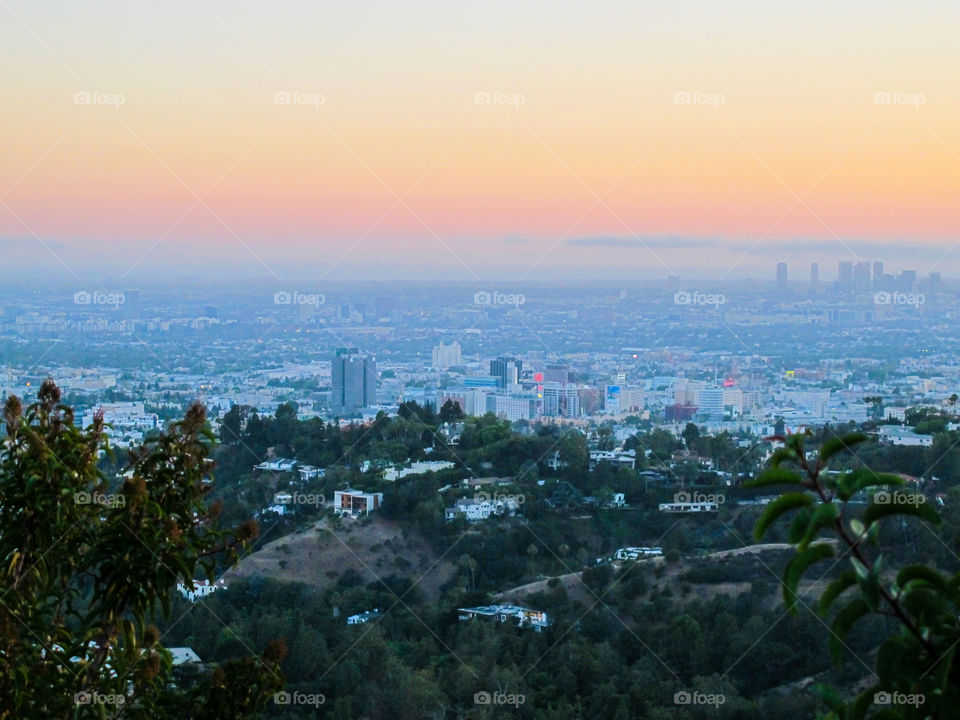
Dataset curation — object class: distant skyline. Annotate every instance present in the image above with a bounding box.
[2,1,959,280]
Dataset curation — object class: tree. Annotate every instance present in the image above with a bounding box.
[0,381,284,720]
[681,422,700,449]
[750,430,956,718]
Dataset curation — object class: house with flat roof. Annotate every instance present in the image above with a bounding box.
[457,604,549,630]
[333,488,383,517]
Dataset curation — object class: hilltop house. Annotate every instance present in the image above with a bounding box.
[176,578,227,602]
[457,604,549,631]
[333,488,383,517]
[444,496,521,522]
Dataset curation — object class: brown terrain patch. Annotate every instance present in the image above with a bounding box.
[222,515,456,599]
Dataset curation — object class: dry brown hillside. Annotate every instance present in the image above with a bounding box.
[222,515,456,598]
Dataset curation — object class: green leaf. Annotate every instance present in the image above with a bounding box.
[851,556,881,611]
[783,542,834,613]
[768,447,800,468]
[787,506,814,544]
[863,495,940,528]
[798,502,839,551]
[819,433,867,463]
[830,598,870,664]
[745,467,805,489]
[819,570,857,616]
[836,468,905,502]
[754,492,814,541]
[895,564,947,593]
[810,683,845,713]
[875,635,910,683]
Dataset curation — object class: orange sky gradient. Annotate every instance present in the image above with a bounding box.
[2,0,958,280]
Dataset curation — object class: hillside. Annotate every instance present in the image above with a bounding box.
[221,515,456,599]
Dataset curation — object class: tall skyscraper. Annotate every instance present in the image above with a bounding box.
[810,262,819,286]
[123,289,141,322]
[872,261,884,289]
[838,261,854,288]
[331,348,377,415]
[776,262,788,287]
[854,262,871,292]
[490,356,522,389]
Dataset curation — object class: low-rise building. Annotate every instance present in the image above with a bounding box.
[457,604,549,630]
[333,488,384,517]
[346,609,381,625]
[176,578,227,602]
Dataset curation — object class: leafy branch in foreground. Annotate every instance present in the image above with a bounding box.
[0,381,284,720]
[749,431,958,719]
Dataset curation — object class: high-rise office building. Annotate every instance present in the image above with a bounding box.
[854,262,871,292]
[810,262,819,286]
[331,348,377,415]
[431,341,462,369]
[123,289,141,321]
[776,262,788,287]
[490,356,522,389]
[897,270,917,292]
[872,261,884,288]
[838,261,854,289]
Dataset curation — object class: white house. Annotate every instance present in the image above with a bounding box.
[457,604,549,631]
[382,460,456,482]
[878,426,933,447]
[588,450,636,470]
[254,458,298,472]
[168,647,202,665]
[176,578,227,602]
[658,501,718,513]
[346,609,381,625]
[298,465,325,481]
[445,497,521,522]
[614,547,662,561]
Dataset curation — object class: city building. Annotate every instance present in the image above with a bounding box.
[432,341,462,369]
[776,263,788,288]
[331,348,377,415]
[490,356,522,389]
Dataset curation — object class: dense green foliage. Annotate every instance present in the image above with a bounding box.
[752,431,959,719]
[0,382,283,720]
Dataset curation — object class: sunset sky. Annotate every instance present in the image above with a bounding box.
[2,0,959,281]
